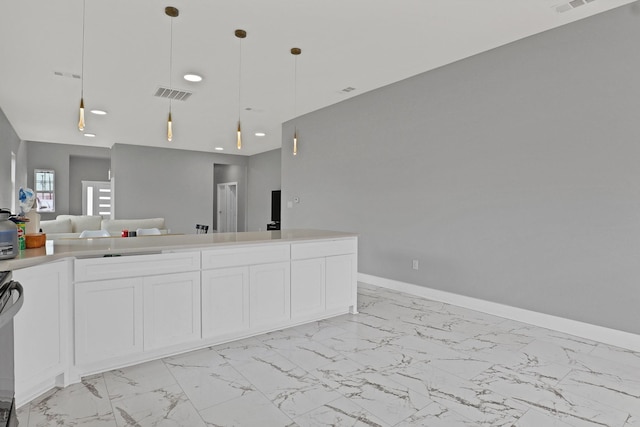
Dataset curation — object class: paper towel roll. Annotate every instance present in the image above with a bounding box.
[25,210,40,234]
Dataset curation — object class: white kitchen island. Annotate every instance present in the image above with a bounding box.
[0,229,358,406]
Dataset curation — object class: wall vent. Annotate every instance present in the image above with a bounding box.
[53,71,81,79]
[154,86,192,101]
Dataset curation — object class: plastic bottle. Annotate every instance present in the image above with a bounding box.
[0,209,18,259]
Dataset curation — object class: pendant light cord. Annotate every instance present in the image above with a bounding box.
[238,37,242,119]
[293,55,297,119]
[81,0,86,98]
[169,16,173,114]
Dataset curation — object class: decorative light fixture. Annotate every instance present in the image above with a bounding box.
[165,6,179,142]
[78,0,87,131]
[90,109,107,115]
[235,29,247,150]
[291,47,302,155]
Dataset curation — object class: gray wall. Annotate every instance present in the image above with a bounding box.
[282,4,640,335]
[25,142,110,220]
[247,149,281,231]
[0,108,26,211]
[69,156,111,215]
[213,163,248,232]
[111,144,249,235]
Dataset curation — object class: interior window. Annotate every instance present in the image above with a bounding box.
[35,169,55,212]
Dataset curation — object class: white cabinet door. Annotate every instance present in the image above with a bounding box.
[326,254,357,312]
[143,271,201,351]
[201,267,250,339]
[249,262,291,327]
[75,278,143,365]
[291,258,325,319]
[13,261,69,404]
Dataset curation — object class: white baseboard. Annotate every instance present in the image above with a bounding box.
[358,273,640,353]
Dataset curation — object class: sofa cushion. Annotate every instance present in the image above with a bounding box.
[56,215,103,233]
[101,218,165,233]
[40,218,73,233]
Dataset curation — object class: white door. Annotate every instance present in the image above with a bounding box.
[217,182,237,232]
[82,180,112,218]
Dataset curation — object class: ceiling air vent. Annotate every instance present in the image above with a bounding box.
[154,86,192,101]
[556,0,596,13]
[339,86,357,95]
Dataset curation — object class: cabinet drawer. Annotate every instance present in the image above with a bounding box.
[75,251,201,282]
[291,239,357,260]
[202,244,290,269]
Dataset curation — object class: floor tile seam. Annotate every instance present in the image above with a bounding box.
[489,371,638,426]
[182,360,267,414]
[555,374,640,419]
[247,384,298,425]
[516,406,574,426]
[96,373,122,427]
[387,399,487,427]
[110,389,204,426]
[517,396,629,427]
[158,357,210,427]
[213,349,301,423]
[287,394,351,422]
[467,357,572,388]
[428,366,536,418]
[269,346,347,372]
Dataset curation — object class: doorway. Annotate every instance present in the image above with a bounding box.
[82,180,112,218]
[217,182,237,233]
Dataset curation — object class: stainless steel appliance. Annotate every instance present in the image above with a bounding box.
[0,271,23,427]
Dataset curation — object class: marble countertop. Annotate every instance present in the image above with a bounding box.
[0,229,357,271]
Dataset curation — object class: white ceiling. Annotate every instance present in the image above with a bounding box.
[0,0,635,156]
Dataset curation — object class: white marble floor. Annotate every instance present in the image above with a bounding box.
[17,283,640,426]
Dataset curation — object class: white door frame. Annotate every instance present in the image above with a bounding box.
[217,182,238,233]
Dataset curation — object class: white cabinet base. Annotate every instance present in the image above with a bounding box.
[16,236,358,403]
[13,260,71,407]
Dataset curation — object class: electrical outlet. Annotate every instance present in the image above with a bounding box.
[412,259,419,270]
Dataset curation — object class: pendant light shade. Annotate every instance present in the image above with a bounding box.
[165,6,179,142]
[78,98,85,131]
[291,47,302,156]
[293,129,298,156]
[235,29,247,150]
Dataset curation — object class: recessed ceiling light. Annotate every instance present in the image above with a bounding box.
[214,147,224,151]
[255,132,266,137]
[84,133,96,137]
[184,74,203,82]
[90,109,107,115]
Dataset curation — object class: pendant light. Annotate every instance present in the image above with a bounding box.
[165,6,179,142]
[291,47,302,156]
[235,29,247,150]
[77,0,86,131]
